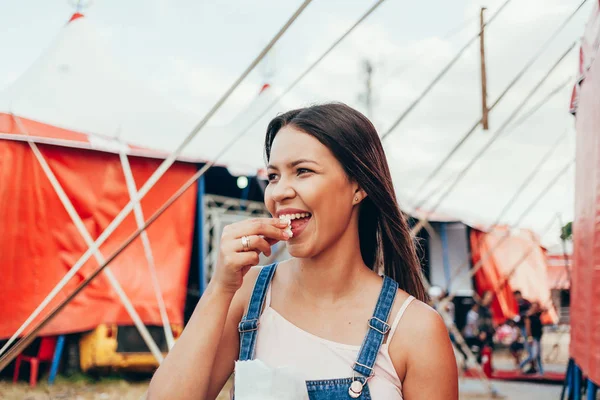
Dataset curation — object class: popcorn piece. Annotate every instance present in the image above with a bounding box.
[280,216,293,238]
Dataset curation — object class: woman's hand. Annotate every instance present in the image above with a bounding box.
[212,218,291,294]
[148,217,290,400]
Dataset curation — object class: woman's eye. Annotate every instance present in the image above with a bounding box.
[297,168,313,176]
[267,173,278,182]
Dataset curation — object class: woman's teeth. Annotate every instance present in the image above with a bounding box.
[279,213,311,220]
[279,213,311,238]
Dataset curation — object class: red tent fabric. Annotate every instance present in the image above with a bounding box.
[470,227,558,325]
[470,228,517,324]
[571,0,600,385]
[0,140,197,338]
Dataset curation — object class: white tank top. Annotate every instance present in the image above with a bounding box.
[254,286,415,399]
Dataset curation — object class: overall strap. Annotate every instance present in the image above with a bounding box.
[238,263,277,361]
[353,275,398,377]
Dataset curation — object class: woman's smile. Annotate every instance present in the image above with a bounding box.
[277,208,312,238]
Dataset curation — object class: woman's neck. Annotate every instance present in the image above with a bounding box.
[290,223,371,304]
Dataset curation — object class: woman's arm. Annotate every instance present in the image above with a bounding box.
[147,218,290,400]
[390,301,458,400]
[205,267,261,399]
[147,281,236,399]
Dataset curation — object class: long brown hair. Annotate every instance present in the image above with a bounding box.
[264,103,427,302]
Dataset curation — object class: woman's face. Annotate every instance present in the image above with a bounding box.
[264,125,360,258]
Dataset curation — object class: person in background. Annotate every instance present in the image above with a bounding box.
[514,290,531,331]
[519,302,545,375]
[462,302,481,362]
[506,319,525,368]
[513,290,532,371]
[474,291,496,352]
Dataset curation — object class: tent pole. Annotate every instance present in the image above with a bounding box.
[587,379,598,400]
[440,222,452,290]
[240,178,250,212]
[562,358,572,399]
[48,335,65,386]
[0,0,312,363]
[574,364,582,400]
[197,174,207,295]
[119,151,175,350]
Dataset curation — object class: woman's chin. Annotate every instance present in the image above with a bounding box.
[285,242,312,259]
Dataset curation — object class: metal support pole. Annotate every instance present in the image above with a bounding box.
[574,364,582,400]
[587,379,597,400]
[480,7,489,130]
[440,223,452,289]
[48,335,65,385]
[562,358,573,399]
[241,178,250,212]
[197,174,207,295]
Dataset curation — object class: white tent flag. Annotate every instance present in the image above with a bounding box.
[0,13,286,176]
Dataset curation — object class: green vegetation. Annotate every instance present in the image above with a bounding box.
[561,221,572,241]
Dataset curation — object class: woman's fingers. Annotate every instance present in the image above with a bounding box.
[264,237,279,246]
[231,251,261,269]
[233,235,273,257]
[224,218,290,242]
[213,218,289,294]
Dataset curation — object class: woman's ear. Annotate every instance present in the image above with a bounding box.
[353,188,367,205]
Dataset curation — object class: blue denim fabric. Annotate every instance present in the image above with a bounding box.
[519,338,544,374]
[236,263,399,399]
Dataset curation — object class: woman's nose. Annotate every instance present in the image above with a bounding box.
[270,179,296,202]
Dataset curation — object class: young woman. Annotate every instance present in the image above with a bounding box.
[148,103,458,399]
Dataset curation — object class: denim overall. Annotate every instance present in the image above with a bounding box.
[238,263,399,399]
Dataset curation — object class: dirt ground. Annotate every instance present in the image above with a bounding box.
[0,330,569,399]
[0,377,233,400]
[0,379,149,400]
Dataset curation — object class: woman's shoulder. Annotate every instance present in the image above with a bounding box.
[389,290,443,337]
[387,290,452,378]
[388,291,458,397]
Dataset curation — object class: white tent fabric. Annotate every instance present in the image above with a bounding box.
[0,13,284,176]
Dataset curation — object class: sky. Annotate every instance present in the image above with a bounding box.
[0,0,594,250]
